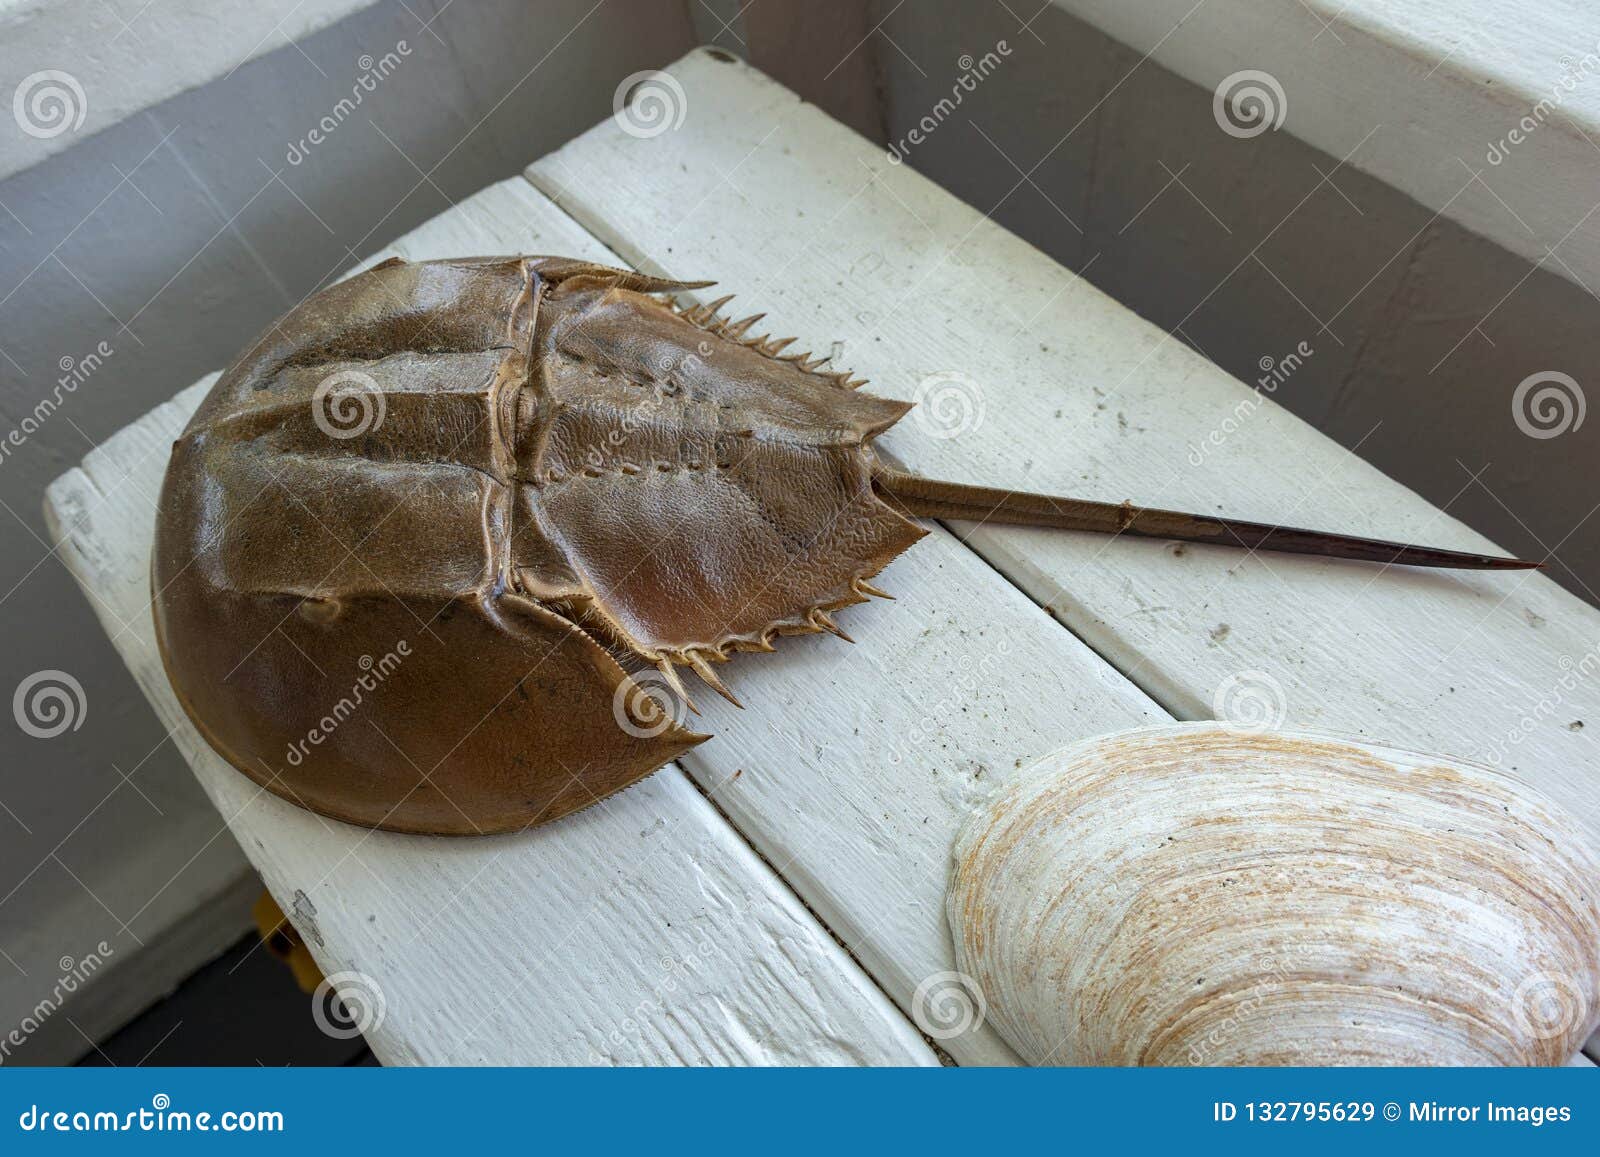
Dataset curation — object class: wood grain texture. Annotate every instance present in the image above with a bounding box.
[40,55,1600,1063]
[532,55,1197,1066]
[528,49,1600,1063]
[526,48,1600,849]
[41,178,936,1067]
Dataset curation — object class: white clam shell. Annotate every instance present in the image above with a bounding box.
[948,723,1600,1065]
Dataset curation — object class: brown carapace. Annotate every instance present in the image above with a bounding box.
[152,256,1536,835]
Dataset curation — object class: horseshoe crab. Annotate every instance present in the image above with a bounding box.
[151,257,1534,834]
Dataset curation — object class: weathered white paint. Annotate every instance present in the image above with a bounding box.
[0,0,698,1061]
[528,48,1600,849]
[873,0,1600,660]
[40,48,1600,1063]
[590,488,1171,1066]
[0,0,381,179]
[529,48,1600,1064]
[42,178,938,1066]
[1047,0,1600,292]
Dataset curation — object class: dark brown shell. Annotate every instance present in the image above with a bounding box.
[152,257,925,834]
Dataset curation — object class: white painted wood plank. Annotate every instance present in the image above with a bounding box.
[527,50,1600,856]
[526,60,1191,1066]
[527,52,1600,1067]
[41,178,937,1067]
[1047,0,1600,293]
[0,0,381,180]
[636,519,1169,1066]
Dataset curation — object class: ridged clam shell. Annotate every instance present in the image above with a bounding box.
[948,723,1600,1065]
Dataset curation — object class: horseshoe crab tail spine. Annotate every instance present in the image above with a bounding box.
[871,467,1541,572]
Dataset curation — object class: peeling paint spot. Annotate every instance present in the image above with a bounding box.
[291,890,323,947]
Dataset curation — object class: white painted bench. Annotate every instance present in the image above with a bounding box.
[45,49,1600,1065]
